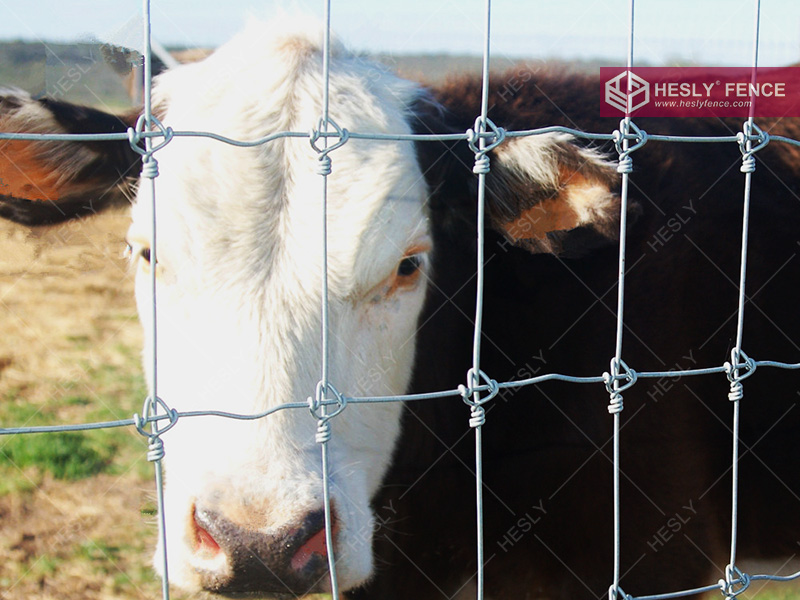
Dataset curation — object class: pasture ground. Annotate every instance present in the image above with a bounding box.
[0,211,182,599]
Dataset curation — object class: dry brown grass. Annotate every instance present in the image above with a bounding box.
[0,210,140,397]
[0,211,177,599]
[0,210,328,600]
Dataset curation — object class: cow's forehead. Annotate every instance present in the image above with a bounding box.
[150,19,422,149]
[129,20,429,294]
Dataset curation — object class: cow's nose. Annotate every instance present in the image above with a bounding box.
[191,504,333,594]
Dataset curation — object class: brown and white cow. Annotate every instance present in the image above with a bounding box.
[1,17,799,600]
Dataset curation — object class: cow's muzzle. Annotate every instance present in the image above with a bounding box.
[191,503,335,595]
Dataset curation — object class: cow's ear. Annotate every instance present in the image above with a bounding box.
[0,90,141,225]
[486,134,635,256]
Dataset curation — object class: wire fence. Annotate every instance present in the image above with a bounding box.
[2,0,800,599]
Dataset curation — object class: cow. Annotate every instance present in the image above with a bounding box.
[1,16,799,600]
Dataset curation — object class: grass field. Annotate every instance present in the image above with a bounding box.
[0,212,332,599]
[0,212,190,600]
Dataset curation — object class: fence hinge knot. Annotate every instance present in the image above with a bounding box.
[308,381,348,443]
[459,368,499,408]
[613,119,647,174]
[604,358,637,414]
[133,395,179,461]
[467,116,506,174]
[719,564,751,598]
[737,121,769,173]
[141,156,160,179]
[723,348,756,400]
[316,155,332,176]
[309,117,350,176]
[127,114,174,179]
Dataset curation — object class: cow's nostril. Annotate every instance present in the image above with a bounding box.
[290,525,328,571]
[192,506,222,557]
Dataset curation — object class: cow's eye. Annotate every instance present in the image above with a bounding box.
[125,242,152,266]
[397,254,423,278]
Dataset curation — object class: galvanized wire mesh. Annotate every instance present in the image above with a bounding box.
[2,0,800,599]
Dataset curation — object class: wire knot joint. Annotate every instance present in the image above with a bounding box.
[737,121,769,174]
[613,119,647,174]
[616,155,633,174]
[724,348,756,387]
[133,395,178,462]
[719,564,751,598]
[472,154,491,175]
[316,155,332,176]
[728,381,744,402]
[607,392,624,414]
[459,368,500,408]
[308,381,347,444]
[603,358,637,414]
[127,114,174,179]
[309,117,350,176]
[466,116,506,175]
[147,436,165,462]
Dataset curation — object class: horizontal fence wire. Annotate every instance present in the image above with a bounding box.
[4,360,800,438]
[0,127,779,145]
[2,0,800,598]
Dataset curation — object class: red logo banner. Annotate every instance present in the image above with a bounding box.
[600,67,800,117]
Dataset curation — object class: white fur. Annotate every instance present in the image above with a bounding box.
[493,132,572,189]
[495,133,617,226]
[127,18,429,592]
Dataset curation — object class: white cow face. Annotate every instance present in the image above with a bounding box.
[125,22,430,595]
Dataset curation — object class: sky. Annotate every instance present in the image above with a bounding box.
[0,0,799,67]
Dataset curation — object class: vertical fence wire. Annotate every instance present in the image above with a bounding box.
[468,1,494,598]
[726,0,761,595]
[609,1,636,598]
[317,0,340,596]
[138,1,170,598]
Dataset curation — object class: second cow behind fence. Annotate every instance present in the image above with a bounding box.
[1,15,799,600]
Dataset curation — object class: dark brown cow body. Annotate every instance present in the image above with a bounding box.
[354,73,800,599]
[2,63,799,599]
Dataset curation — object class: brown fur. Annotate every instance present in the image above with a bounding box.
[0,91,140,224]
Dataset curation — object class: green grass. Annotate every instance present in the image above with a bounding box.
[2,426,114,479]
[735,588,800,600]
[0,360,149,495]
